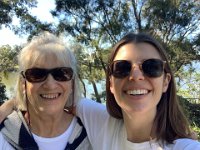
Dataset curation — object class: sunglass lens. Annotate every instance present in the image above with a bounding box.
[52,67,73,81]
[25,68,47,82]
[112,60,132,78]
[142,59,164,77]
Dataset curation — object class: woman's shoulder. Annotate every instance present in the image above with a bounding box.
[78,98,106,114]
[173,138,200,150]
[77,98,122,130]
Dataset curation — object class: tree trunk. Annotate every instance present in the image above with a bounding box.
[91,80,101,103]
[78,73,86,97]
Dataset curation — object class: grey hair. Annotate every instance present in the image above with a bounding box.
[15,32,81,110]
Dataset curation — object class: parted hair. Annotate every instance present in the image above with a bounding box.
[106,32,194,143]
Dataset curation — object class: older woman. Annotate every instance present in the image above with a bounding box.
[0,32,91,150]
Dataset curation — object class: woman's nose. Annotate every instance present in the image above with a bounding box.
[128,64,145,81]
[42,74,58,88]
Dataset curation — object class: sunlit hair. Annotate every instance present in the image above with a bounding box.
[106,32,194,143]
[15,32,80,111]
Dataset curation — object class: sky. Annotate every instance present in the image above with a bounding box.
[0,0,96,99]
[0,0,199,99]
[0,0,55,46]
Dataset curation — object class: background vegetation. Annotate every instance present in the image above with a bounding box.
[0,0,199,139]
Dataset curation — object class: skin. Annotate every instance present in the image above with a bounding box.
[0,100,14,123]
[110,42,171,142]
[24,54,73,137]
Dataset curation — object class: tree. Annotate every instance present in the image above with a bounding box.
[0,77,8,105]
[0,1,55,103]
[0,0,54,39]
[0,0,199,103]
[70,42,107,102]
[52,0,134,101]
[0,83,8,105]
[0,0,37,28]
[177,67,200,103]
[143,0,200,73]
[51,0,200,101]
[0,45,19,73]
[180,96,200,139]
[0,45,19,103]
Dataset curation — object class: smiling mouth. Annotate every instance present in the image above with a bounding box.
[40,93,61,99]
[126,89,149,96]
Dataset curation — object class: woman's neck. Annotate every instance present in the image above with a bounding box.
[122,110,156,143]
[25,110,74,138]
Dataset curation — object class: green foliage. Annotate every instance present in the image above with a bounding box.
[0,83,8,105]
[0,0,199,104]
[0,0,37,28]
[0,77,8,105]
[179,96,200,140]
[192,126,200,141]
[143,0,200,74]
[0,0,54,39]
[69,42,106,101]
[13,10,55,40]
[177,69,200,99]
[0,45,19,73]
[51,0,200,102]
[180,97,200,126]
[52,0,130,44]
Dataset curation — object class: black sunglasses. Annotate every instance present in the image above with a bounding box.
[21,67,73,83]
[110,58,166,78]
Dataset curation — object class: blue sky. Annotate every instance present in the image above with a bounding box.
[0,0,199,99]
[0,0,55,46]
[0,0,97,99]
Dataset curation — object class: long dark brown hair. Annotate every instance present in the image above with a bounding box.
[106,32,194,143]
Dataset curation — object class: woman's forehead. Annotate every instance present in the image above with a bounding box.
[114,42,161,61]
[28,53,68,68]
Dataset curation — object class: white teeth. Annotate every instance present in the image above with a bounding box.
[40,93,59,99]
[126,89,148,95]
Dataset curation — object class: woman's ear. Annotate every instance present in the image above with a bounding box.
[109,77,114,94]
[162,73,171,93]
